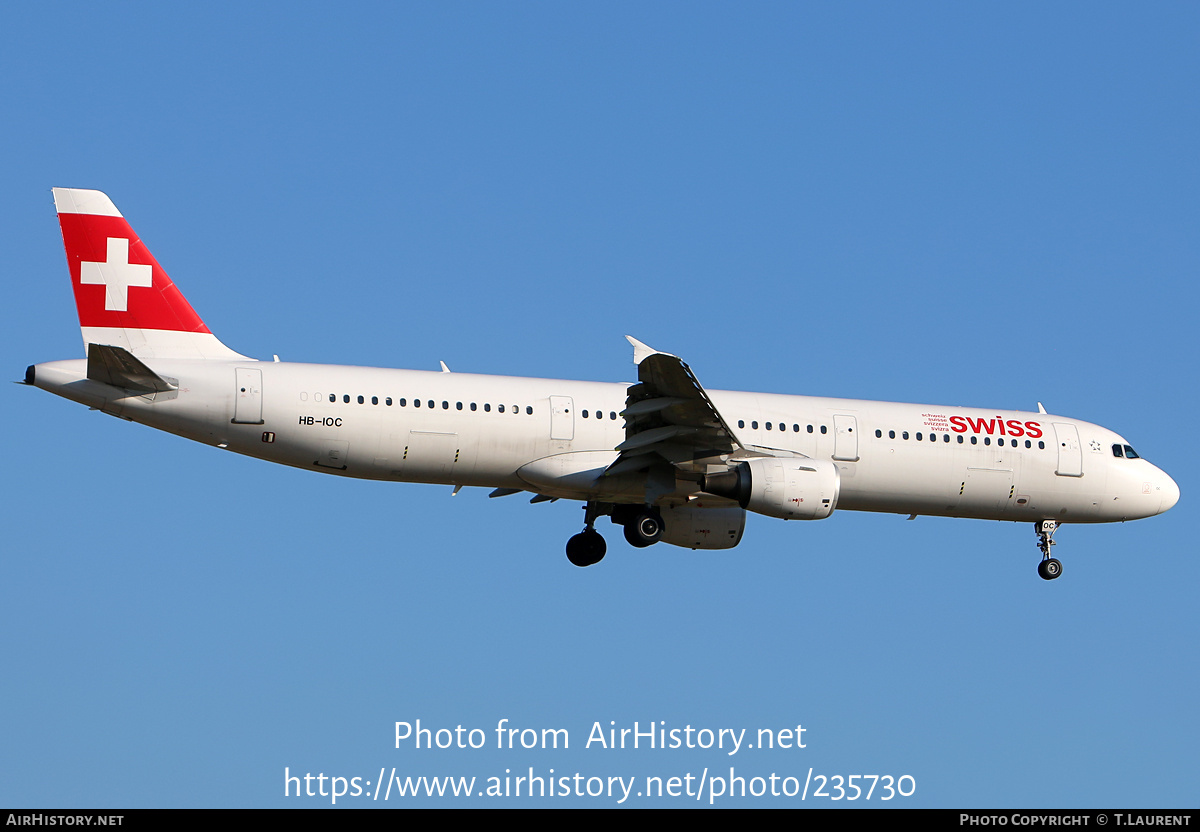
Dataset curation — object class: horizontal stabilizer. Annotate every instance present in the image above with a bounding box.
[86,343,176,393]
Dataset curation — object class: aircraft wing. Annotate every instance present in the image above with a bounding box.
[604,337,747,477]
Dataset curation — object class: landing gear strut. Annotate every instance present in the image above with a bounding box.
[1035,520,1063,580]
[566,502,607,567]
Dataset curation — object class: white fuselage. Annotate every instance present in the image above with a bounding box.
[32,357,1178,525]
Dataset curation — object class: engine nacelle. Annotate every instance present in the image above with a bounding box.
[657,505,746,550]
[703,458,840,520]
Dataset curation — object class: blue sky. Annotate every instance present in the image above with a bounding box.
[3,3,1197,808]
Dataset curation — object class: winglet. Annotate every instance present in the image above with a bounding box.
[626,335,668,366]
[1037,402,1048,414]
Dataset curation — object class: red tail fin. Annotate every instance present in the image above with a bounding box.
[53,188,246,361]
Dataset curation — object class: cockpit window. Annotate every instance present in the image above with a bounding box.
[1124,444,1140,459]
[1112,443,1124,458]
[1113,443,1141,459]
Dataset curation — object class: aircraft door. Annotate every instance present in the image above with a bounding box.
[550,396,574,440]
[832,414,859,461]
[232,368,263,424]
[1052,422,1083,477]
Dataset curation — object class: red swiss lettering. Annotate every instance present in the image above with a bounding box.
[949,415,1042,438]
[966,417,997,435]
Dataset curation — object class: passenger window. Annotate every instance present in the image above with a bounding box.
[875,429,882,438]
[414,399,421,408]
[971,436,978,445]
[820,425,827,434]
[386,397,392,406]
[456,402,463,410]
[329,394,336,403]
[738,420,745,428]
[372,396,378,405]
[752,421,758,429]
[916,432,922,441]
[1039,441,1045,449]
[343,395,350,403]
[357,395,364,404]
[984,437,991,445]
[400,398,407,407]
[903,432,909,440]
[766,422,772,431]
[470,403,477,411]
[582,410,589,418]
[889,430,895,439]
[498,404,505,413]
[1025,440,1031,448]
[484,403,491,412]
[807,425,813,433]
[943,434,950,442]
[957,435,964,444]
[527,406,533,415]
[793,424,799,432]
[427,400,434,409]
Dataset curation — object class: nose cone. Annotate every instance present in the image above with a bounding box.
[1159,472,1180,514]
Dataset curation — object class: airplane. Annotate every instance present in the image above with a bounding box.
[25,188,1179,578]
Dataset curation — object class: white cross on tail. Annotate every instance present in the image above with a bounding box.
[80,237,153,312]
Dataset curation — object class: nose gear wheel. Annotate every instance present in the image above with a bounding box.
[1035,520,1063,581]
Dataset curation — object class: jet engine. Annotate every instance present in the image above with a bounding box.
[702,458,840,520]
[657,505,746,550]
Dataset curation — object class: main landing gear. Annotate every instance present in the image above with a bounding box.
[565,503,665,567]
[566,502,607,567]
[613,504,663,549]
[1035,520,1063,581]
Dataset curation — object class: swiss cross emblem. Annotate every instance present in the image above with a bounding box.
[80,237,153,312]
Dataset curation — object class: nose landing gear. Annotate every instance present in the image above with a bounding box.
[1035,520,1063,580]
